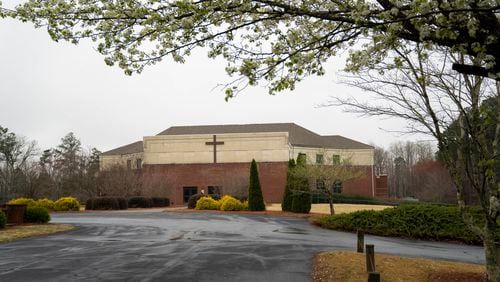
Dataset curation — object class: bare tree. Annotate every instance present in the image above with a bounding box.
[329,43,499,279]
[373,145,389,176]
[291,152,366,215]
[0,126,38,203]
[97,165,141,197]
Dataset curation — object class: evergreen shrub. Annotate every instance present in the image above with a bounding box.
[54,197,80,211]
[281,159,295,212]
[290,154,311,213]
[313,204,495,245]
[128,196,153,208]
[24,206,50,223]
[152,197,170,207]
[86,197,128,210]
[248,159,265,211]
[0,211,6,229]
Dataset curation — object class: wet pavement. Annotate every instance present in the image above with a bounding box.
[0,211,485,281]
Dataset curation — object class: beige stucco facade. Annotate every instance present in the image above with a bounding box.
[290,147,374,166]
[101,131,374,168]
[143,132,290,164]
[100,152,144,170]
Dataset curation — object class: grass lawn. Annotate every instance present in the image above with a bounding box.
[0,224,74,243]
[267,203,392,214]
[313,251,485,282]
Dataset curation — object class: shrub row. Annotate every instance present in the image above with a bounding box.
[311,193,395,206]
[152,197,170,207]
[8,197,80,211]
[86,197,128,210]
[0,211,6,229]
[195,195,249,211]
[85,196,170,210]
[312,204,495,245]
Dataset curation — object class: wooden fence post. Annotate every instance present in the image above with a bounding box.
[357,230,364,253]
[365,244,375,273]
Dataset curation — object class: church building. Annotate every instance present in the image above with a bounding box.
[100,123,388,205]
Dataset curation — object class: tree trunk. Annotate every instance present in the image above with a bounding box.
[483,226,500,282]
[329,197,335,215]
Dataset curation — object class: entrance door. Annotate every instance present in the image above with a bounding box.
[183,186,198,203]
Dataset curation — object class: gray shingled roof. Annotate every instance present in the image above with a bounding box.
[158,123,373,149]
[101,141,143,156]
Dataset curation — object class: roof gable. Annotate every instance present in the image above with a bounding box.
[101,141,143,156]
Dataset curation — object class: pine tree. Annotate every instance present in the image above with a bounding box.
[281,159,295,212]
[291,153,311,213]
[248,159,265,211]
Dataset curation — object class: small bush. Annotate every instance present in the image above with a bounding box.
[24,206,50,223]
[8,198,36,206]
[128,197,153,208]
[0,211,6,229]
[152,197,170,207]
[85,198,94,210]
[188,194,220,209]
[86,197,128,210]
[54,197,81,211]
[36,198,55,210]
[195,197,220,210]
[219,195,244,211]
[313,204,494,245]
[241,201,249,211]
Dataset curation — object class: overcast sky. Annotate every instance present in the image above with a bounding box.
[0,2,430,153]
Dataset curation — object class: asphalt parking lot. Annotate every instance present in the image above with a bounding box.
[0,211,485,281]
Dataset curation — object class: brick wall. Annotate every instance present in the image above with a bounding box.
[141,162,377,204]
[142,162,288,205]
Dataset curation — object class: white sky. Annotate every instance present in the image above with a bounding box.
[0,2,430,153]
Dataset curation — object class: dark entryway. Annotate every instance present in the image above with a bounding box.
[183,186,198,203]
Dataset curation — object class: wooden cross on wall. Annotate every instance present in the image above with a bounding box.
[205,135,224,163]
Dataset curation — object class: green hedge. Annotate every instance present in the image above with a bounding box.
[0,211,6,229]
[86,197,128,210]
[312,204,496,245]
[24,206,51,223]
[311,193,395,206]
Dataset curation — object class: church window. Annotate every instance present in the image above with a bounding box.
[333,181,343,194]
[136,158,142,169]
[126,160,132,170]
[316,179,325,190]
[316,154,324,164]
[332,155,340,165]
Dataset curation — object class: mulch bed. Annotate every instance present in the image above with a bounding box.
[428,271,486,282]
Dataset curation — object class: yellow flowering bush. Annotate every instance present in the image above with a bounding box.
[36,198,55,210]
[54,197,80,211]
[7,197,36,206]
[219,195,244,211]
[195,196,220,210]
